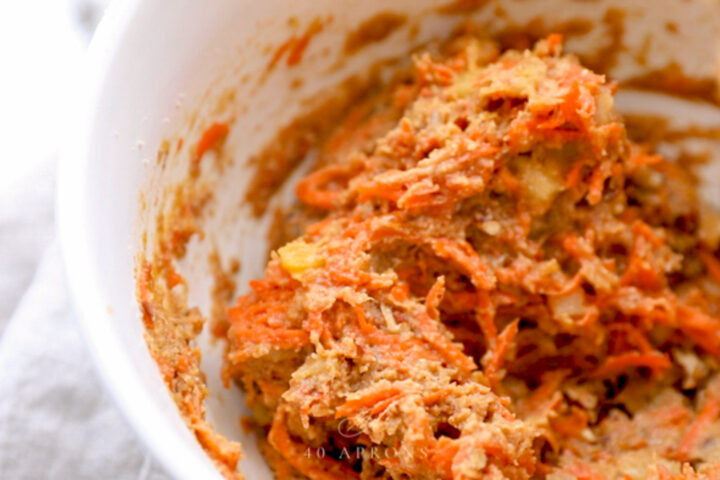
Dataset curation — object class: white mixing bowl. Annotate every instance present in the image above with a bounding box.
[58,1,720,478]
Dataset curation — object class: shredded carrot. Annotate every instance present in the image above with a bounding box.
[676,396,720,460]
[524,370,570,413]
[335,387,405,418]
[296,165,353,209]
[626,144,663,170]
[269,411,359,480]
[267,38,294,71]
[218,34,720,480]
[485,319,519,387]
[353,303,376,336]
[677,304,720,357]
[592,352,671,378]
[166,267,184,289]
[699,250,720,285]
[429,437,460,480]
[423,388,453,406]
[267,18,325,70]
[621,226,665,291]
[565,160,585,189]
[633,220,664,248]
[416,277,477,373]
[369,394,406,416]
[431,239,495,290]
[560,233,593,259]
[195,123,229,162]
[390,283,410,302]
[586,164,607,205]
[651,404,691,426]
[425,275,446,319]
[498,166,520,194]
[474,294,499,350]
[608,323,654,353]
[550,407,589,439]
[545,33,564,54]
[566,463,606,480]
[287,18,325,66]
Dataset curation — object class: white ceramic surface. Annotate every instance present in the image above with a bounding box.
[59,1,720,479]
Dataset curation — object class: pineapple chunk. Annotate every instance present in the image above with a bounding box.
[278,239,325,277]
[518,158,563,212]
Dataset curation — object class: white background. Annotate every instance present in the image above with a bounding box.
[0,0,105,192]
[0,0,108,325]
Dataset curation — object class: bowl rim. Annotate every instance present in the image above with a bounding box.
[56,1,223,478]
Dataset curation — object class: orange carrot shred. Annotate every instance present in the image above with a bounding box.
[415,277,477,373]
[287,19,324,66]
[676,396,720,460]
[296,165,353,209]
[219,34,720,480]
[699,250,720,285]
[335,387,405,418]
[592,352,671,378]
[269,411,359,480]
[485,319,519,388]
[546,33,564,54]
[550,407,589,439]
[565,160,584,189]
[195,123,229,162]
[353,303,376,336]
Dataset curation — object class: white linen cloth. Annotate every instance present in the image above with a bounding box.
[0,162,170,479]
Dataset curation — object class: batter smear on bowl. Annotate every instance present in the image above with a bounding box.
[222,36,720,479]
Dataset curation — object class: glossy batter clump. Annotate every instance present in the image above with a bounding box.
[222,36,720,479]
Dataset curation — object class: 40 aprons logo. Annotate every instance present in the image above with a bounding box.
[303,445,417,461]
[337,417,361,439]
[303,418,430,460]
